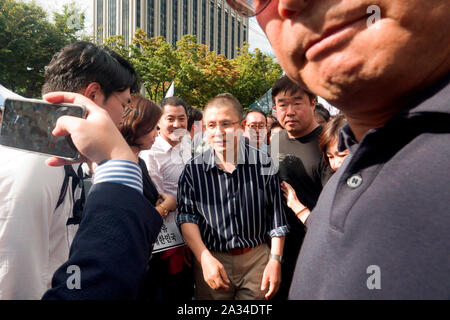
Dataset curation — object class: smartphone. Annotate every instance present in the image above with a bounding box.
[0,97,87,160]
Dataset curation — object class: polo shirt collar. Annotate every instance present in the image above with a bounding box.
[338,72,450,152]
[404,71,450,115]
[338,125,358,153]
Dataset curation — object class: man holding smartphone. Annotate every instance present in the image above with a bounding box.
[0,41,162,299]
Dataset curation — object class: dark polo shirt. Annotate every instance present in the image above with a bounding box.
[289,74,450,299]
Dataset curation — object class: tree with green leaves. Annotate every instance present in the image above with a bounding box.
[0,0,86,98]
[230,44,283,110]
[105,29,178,103]
[131,30,179,102]
[104,31,282,110]
[53,2,87,43]
[174,35,239,108]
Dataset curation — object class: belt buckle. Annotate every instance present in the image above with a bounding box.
[229,247,251,255]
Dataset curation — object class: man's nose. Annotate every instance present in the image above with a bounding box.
[286,104,296,115]
[277,0,309,19]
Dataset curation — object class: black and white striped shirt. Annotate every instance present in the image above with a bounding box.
[177,139,289,252]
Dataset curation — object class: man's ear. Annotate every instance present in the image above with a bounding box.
[82,82,103,103]
[241,120,247,131]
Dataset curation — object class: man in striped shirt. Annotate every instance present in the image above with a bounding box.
[177,93,289,300]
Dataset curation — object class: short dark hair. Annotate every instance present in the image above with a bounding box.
[314,103,331,122]
[204,93,244,120]
[244,109,267,123]
[269,120,282,130]
[120,95,162,149]
[271,75,316,104]
[267,114,277,122]
[159,96,189,116]
[42,41,138,99]
[187,106,203,131]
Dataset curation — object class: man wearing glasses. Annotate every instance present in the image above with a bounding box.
[269,75,331,300]
[177,93,288,300]
[226,0,450,299]
[243,109,269,151]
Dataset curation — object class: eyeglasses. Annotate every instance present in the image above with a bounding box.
[226,0,271,18]
[206,120,241,131]
[246,123,267,129]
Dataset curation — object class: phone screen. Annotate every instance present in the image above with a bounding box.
[0,98,86,159]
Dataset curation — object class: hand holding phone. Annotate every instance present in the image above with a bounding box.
[0,97,86,160]
[43,92,136,167]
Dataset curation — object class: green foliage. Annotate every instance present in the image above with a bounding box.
[53,2,86,43]
[103,31,282,110]
[174,35,238,108]
[131,30,179,102]
[0,0,86,98]
[0,0,281,104]
[230,44,283,110]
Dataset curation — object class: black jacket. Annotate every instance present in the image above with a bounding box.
[42,182,162,299]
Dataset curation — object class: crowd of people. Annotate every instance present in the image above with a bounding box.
[0,0,449,300]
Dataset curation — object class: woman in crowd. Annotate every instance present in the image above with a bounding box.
[318,113,349,172]
[281,114,348,224]
[120,94,177,216]
[120,94,179,300]
[314,103,331,126]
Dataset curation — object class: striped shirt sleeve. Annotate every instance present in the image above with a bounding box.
[266,170,290,238]
[94,160,143,194]
[176,164,201,226]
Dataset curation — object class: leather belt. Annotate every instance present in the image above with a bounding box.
[228,247,252,255]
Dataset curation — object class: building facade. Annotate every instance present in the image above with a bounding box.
[94,0,249,59]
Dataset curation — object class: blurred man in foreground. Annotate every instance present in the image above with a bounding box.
[227,0,450,298]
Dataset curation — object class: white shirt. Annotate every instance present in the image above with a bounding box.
[0,147,75,299]
[140,135,190,197]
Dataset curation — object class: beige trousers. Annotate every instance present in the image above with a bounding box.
[194,244,270,300]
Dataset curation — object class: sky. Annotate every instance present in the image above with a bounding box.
[248,17,274,55]
[27,0,275,55]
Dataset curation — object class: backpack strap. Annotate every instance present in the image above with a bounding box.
[66,164,85,226]
[54,164,85,226]
[55,165,77,211]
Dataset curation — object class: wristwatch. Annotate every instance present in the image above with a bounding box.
[270,253,283,264]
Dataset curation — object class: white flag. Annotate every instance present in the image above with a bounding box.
[165,81,175,98]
